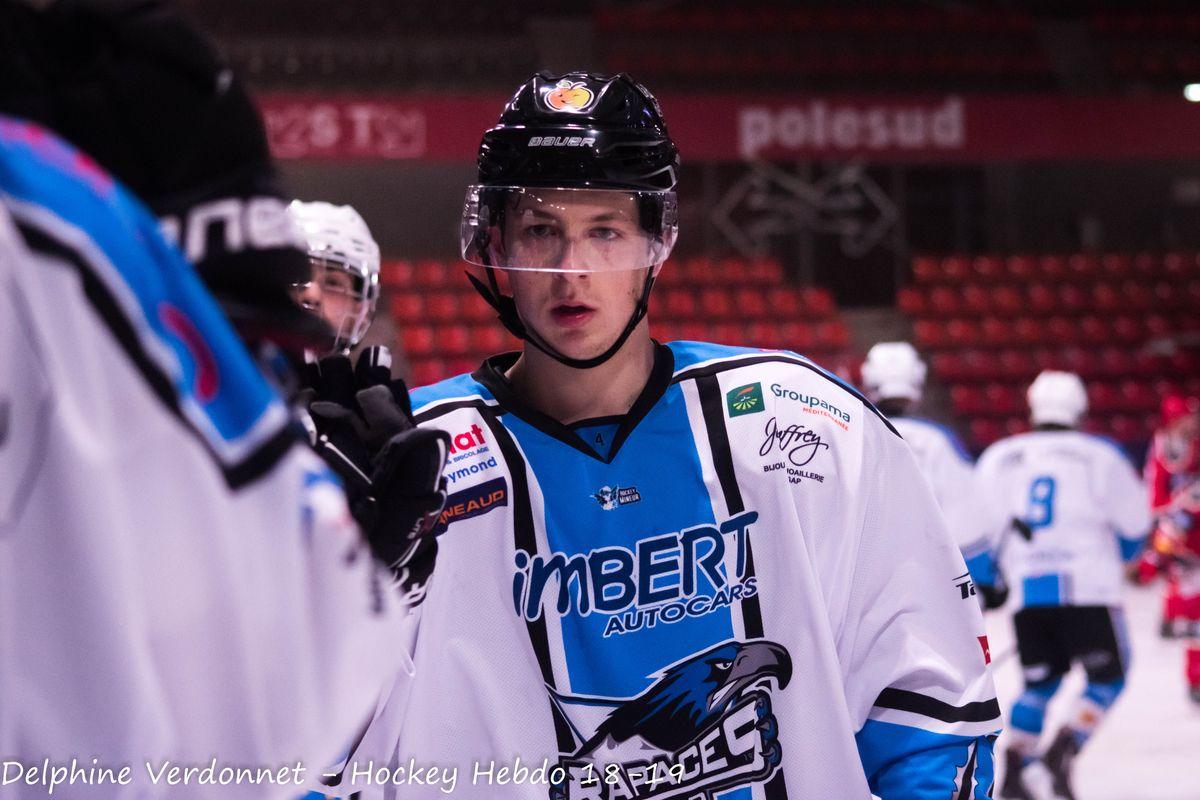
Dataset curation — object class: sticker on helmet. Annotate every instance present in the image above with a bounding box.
[543,79,596,113]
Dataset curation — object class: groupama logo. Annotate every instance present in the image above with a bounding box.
[544,80,596,113]
[726,383,765,417]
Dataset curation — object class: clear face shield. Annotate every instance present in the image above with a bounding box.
[460,186,678,274]
[289,254,379,352]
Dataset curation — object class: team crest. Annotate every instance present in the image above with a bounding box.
[544,80,597,113]
[548,639,792,800]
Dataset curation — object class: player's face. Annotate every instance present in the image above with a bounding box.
[292,260,361,343]
[503,190,651,360]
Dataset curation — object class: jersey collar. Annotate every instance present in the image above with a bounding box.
[472,342,675,464]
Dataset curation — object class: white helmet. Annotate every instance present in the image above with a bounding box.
[288,200,381,352]
[1027,370,1088,427]
[861,342,927,403]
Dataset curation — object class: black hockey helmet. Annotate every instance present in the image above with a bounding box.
[0,0,329,355]
[460,72,680,370]
[475,72,679,192]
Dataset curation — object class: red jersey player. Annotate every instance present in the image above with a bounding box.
[1145,394,1200,702]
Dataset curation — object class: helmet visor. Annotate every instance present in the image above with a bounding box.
[289,256,378,350]
[461,186,677,272]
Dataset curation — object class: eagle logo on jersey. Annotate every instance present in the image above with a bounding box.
[545,80,597,113]
[549,639,791,800]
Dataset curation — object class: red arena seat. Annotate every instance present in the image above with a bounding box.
[1066,253,1100,280]
[992,285,1024,315]
[390,292,423,320]
[425,292,460,322]
[961,283,991,315]
[733,287,769,318]
[408,358,447,387]
[1028,283,1057,315]
[971,254,1005,282]
[929,286,960,316]
[380,259,414,286]
[661,287,698,319]
[913,256,940,283]
[437,324,471,356]
[699,288,734,319]
[1037,254,1067,281]
[1057,283,1089,314]
[897,286,926,316]
[798,287,835,316]
[1007,254,1037,281]
[401,325,437,358]
[941,255,970,282]
[1100,253,1133,279]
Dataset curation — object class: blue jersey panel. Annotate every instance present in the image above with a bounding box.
[505,382,739,700]
[666,340,763,372]
[411,371,495,412]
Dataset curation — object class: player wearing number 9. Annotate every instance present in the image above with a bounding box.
[973,370,1152,800]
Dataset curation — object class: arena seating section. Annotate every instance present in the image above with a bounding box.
[597,6,1053,91]
[1091,10,1200,86]
[184,0,1200,93]
[898,253,1200,450]
[382,257,855,388]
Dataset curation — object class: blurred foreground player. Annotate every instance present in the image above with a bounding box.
[861,341,991,589]
[0,117,410,799]
[0,0,449,592]
[1144,394,1200,702]
[975,371,1150,800]
[327,72,1001,800]
[0,3,440,795]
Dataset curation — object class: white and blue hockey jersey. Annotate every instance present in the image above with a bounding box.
[888,416,989,581]
[0,118,410,799]
[336,343,1001,800]
[974,429,1151,609]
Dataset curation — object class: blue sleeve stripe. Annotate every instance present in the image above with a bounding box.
[1118,535,1146,563]
[856,719,996,800]
[964,551,996,587]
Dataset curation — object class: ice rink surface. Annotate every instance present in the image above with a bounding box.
[987,582,1200,800]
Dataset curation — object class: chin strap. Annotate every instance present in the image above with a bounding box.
[465,267,657,370]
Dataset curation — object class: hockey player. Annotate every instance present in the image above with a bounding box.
[324,72,1000,800]
[976,371,1150,800]
[287,199,448,606]
[0,5,448,796]
[288,200,382,356]
[0,115,411,799]
[1144,394,1200,702]
[860,342,992,591]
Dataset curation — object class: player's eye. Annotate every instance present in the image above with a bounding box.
[522,223,559,239]
[589,226,621,241]
[713,659,732,670]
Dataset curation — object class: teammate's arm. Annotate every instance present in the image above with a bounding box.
[1104,445,1152,562]
[845,416,1001,799]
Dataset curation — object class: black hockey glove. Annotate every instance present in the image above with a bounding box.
[305,347,450,602]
